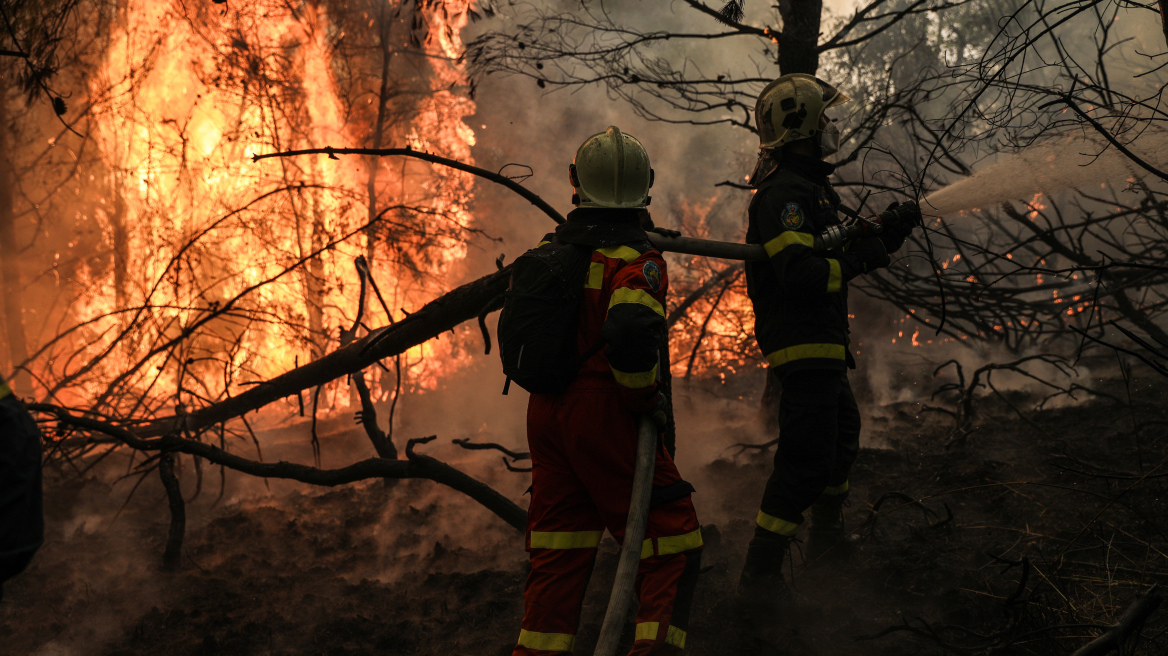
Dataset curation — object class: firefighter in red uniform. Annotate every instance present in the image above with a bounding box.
[737,75,915,610]
[513,127,703,655]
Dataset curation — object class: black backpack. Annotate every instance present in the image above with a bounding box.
[497,239,601,394]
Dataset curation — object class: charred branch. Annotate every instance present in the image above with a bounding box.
[253,147,566,225]
[344,257,398,464]
[1070,585,1162,656]
[667,264,744,327]
[158,452,185,571]
[925,354,1089,446]
[452,438,531,472]
[35,405,527,532]
[132,265,511,438]
[860,491,951,541]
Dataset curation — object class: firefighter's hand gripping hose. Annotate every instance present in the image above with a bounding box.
[593,415,658,656]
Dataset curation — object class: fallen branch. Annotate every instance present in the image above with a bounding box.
[860,491,945,540]
[133,266,512,437]
[34,404,527,532]
[452,437,529,461]
[453,437,532,473]
[1070,585,1162,656]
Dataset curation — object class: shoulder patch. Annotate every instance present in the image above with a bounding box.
[782,202,805,230]
[642,260,662,293]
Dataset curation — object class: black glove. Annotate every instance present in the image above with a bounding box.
[650,226,682,239]
[842,236,890,278]
[879,202,909,253]
[895,200,924,230]
[647,391,670,430]
[878,200,922,253]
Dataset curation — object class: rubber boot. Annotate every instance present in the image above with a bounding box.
[736,528,794,623]
[804,494,858,563]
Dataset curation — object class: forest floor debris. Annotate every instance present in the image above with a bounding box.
[3,369,1166,656]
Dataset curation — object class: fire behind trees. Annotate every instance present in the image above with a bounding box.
[1,0,1167,654]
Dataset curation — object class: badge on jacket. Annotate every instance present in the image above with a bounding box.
[816,188,833,211]
[782,202,805,230]
[643,260,662,293]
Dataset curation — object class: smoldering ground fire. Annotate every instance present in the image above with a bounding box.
[2,0,1168,655]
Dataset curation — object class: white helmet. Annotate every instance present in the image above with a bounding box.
[570,126,654,208]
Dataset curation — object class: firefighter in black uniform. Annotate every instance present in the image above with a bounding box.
[737,74,916,609]
[0,373,44,601]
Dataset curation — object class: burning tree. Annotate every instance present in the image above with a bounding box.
[2,0,543,543]
[3,0,1168,651]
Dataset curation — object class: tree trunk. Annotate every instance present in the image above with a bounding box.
[110,189,130,314]
[777,0,824,75]
[355,7,396,411]
[0,80,30,394]
[307,194,328,361]
[366,2,394,268]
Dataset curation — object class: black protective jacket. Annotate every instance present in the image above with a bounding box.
[0,379,44,600]
[745,154,861,377]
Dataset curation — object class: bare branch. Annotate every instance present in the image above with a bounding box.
[34,404,528,532]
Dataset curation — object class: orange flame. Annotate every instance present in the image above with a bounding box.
[45,0,479,412]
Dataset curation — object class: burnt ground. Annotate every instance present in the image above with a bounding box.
[2,367,1167,656]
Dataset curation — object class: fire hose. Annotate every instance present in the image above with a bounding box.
[646,200,923,260]
[593,414,657,656]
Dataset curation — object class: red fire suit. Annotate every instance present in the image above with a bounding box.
[514,209,703,656]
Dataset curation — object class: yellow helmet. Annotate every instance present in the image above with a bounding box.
[570,126,654,208]
[755,74,850,150]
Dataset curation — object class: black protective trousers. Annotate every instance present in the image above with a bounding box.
[757,368,861,533]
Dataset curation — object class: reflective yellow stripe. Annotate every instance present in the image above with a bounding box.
[764,343,846,367]
[0,382,10,400]
[585,261,604,289]
[609,287,665,317]
[537,239,551,247]
[529,530,603,550]
[596,245,641,263]
[826,258,842,293]
[823,480,849,496]
[757,510,800,537]
[518,629,575,652]
[634,622,687,648]
[641,528,703,559]
[611,363,657,389]
[763,230,814,257]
